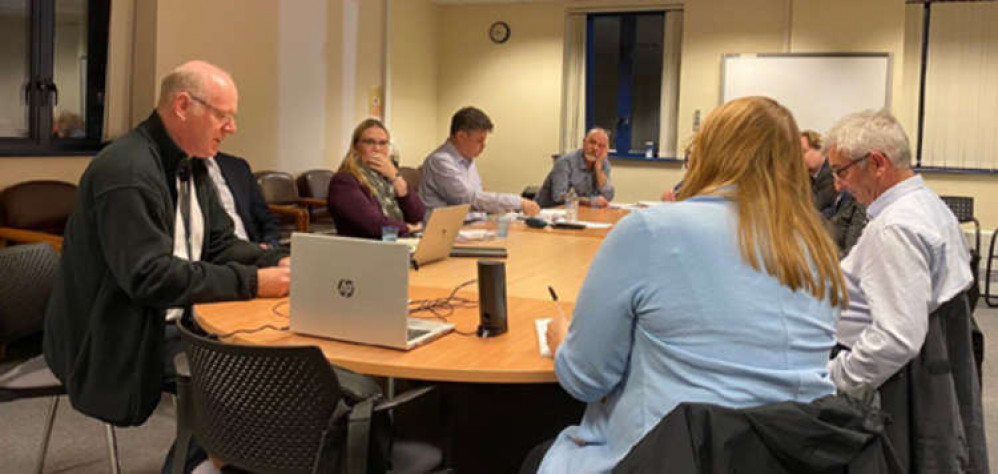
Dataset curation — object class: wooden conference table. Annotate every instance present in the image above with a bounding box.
[195,207,631,383]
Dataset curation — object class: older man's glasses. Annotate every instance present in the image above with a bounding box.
[359,138,390,147]
[189,95,236,125]
[830,153,870,180]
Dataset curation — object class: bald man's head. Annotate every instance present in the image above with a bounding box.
[157,60,235,109]
[156,60,239,158]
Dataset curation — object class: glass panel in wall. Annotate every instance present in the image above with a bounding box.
[53,0,87,139]
[0,0,30,138]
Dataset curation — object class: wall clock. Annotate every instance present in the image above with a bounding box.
[489,21,510,44]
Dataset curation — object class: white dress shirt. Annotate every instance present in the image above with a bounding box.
[829,175,972,391]
[166,173,204,322]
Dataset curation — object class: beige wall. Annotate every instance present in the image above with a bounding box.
[435,3,568,196]
[154,0,281,169]
[5,0,998,229]
[387,0,440,167]
[790,0,909,134]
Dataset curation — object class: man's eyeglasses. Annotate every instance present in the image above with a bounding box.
[830,153,870,179]
[359,138,390,147]
[189,94,236,125]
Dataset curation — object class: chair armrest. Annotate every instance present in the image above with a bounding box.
[333,366,383,403]
[373,385,436,412]
[267,204,310,232]
[299,197,327,208]
[0,227,63,252]
[173,352,190,379]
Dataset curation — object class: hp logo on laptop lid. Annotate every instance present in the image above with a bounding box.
[337,279,355,298]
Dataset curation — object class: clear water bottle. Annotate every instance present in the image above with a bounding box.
[564,188,578,222]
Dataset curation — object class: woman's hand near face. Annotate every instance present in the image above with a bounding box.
[366,152,398,181]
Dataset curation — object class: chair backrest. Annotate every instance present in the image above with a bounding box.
[254,171,301,205]
[0,180,76,233]
[177,321,343,474]
[0,243,59,344]
[297,169,334,200]
[940,195,975,224]
[398,166,421,193]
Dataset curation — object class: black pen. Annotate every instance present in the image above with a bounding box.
[547,286,567,320]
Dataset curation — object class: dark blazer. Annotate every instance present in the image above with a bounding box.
[812,160,836,213]
[825,192,868,257]
[877,291,988,474]
[214,152,281,247]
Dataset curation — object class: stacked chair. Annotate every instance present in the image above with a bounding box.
[254,171,324,244]
[0,180,76,251]
[296,169,338,235]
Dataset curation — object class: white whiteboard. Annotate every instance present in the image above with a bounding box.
[721,53,891,135]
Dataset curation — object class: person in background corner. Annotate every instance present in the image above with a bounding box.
[525,96,845,473]
[419,106,540,217]
[326,118,425,239]
[802,129,835,213]
[535,128,615,208]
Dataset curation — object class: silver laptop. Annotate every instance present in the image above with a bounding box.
[289,233,454,350]
[410,203,471,266]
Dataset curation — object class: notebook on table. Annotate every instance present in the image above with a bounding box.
[290,233,453,350]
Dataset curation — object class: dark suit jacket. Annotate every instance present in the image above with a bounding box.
[214,152,281,247]
[614,394,902,474]
[811,160,836,213]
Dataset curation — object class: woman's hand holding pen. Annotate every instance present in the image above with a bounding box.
[547,314,568,355]
[546,285,569,355]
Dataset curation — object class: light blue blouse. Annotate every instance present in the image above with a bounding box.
[538,196,838,473]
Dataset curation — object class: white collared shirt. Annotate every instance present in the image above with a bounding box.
[829,175,972,391]
[165,174,205,322]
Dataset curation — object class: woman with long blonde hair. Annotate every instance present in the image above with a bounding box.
[532,97,846,473]
[326,118,425,239]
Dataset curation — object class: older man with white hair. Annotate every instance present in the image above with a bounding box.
[824,109,972,391]
[824,110,986,471]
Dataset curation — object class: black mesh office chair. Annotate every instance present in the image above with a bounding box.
[0,243,121,474]
[941,196,980,253]
[940,196,983,307]
[172,320,442,474]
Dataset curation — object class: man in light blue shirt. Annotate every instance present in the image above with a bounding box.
[535,128,615,208]
[824,110,972,391]
[419,106,540,216]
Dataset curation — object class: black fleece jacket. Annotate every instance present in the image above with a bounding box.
[43,112,286,426]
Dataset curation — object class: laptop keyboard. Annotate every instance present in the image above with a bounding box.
[407,328,431,341]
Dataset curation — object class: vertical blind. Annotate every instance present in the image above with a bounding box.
[920,2,998,169]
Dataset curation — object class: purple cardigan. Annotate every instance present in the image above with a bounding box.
[326,172,425,239]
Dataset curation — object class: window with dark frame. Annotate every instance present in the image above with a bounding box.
[0,0,110,156]
[586,12,665,159]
